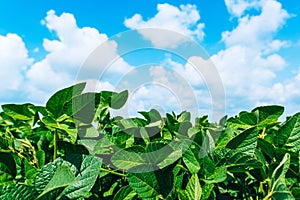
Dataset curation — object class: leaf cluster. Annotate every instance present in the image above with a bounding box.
[0,83,300,199]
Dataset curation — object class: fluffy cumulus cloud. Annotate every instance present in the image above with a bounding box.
[225,0,261,17]
[0,34,33,98]
[123,64,201,119]
[222,0,289,48]
[211,0,295,113]
[26,10,133,103]
[124,3,205,48]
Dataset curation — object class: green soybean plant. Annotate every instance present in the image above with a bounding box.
[0,83,299,200]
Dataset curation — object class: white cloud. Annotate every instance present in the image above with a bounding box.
[225,0,261,17]
[124,3,205,48]
[26,10,133,103]
[222,0,289,49]
[211,0,293,113]
[0,33,33,96]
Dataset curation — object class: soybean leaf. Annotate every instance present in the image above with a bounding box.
[42,116,78,143]
[226,127,258,154]
[0,153,16,186]
[46,82,86,119]
[157,141,183,169]
[203,166,227,184]
[100,90,128,109]
[227,105,284,130]
[268,153,295,200]
[127,168,161,199]
[64,92,101,124]
[227,111,257,130]
[178,111,191,123]
[36,165,75,199]
[113,185,137,200]
[253,105,284,128]
[59,155,102,199]
[1,103,35,121]
[272,153,290,182]
[0,184,38,200]
[213,148,262,172]
[182,173,202,200]
[111,148,146,170]
[145,141,173,166]
[34,158,77,194]
[183,141,201,174]
[201,184,214,200]
[139,109,162,123]
[271,179,295,200]
[275,112,300,152]
[111,90,128,109]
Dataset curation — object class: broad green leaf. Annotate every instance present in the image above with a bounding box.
[272,153,290,182]
[103,182,118,197]
[24,160,37,184]
[113,185,137,200]
[0,153,16,185]
[178,111,191,122]
[201,184,214,200]
[227,111,257,130]
[227,105,284,130]
[139,109,162,123]
[271,179,295,200]
[226,127,258,154]
[64,92,101,124]
[34,158,75,194]
[127,169,161,199]
[203,166,227,184]
[145,141,173,166]
[46,82,86,119]
[35,155,101,199]
[118,118,138,130]
[182,174,202,200]
[59,155,102,199]
[1,103,35,121]
[110,90,128,109]
[257,138,275,159]
[252,105,284,128]
[0,184,38,200]
[292,187,300,199]
[0,136,11,150]
[93,136,115,154]
[183,141,201,173]
[36,165,75,199]
[100,90,128,109]
[111,148,146,170]
[266,154,295,200]
[36,150,45,169]
[215,126,238,149]
[58,141,89,156]
[140,127,150,144]
[42,116,78,143]
[275,112,300,152]
[155,168,173,198]
[213,148,262,172]
[156,141,184,169]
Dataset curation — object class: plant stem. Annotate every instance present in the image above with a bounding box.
[0,149,12,153]
[100,167,126,177]
[53,129,57,161]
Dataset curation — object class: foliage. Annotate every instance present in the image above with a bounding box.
[0,82,300,199]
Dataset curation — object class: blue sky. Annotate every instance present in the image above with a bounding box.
[0,0,300,120]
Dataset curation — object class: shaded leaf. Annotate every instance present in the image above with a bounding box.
[0,184,38,200]
[46,82,86,119]
[113,185,137,200]
[226,127,258,154]
[275,112,300,152]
